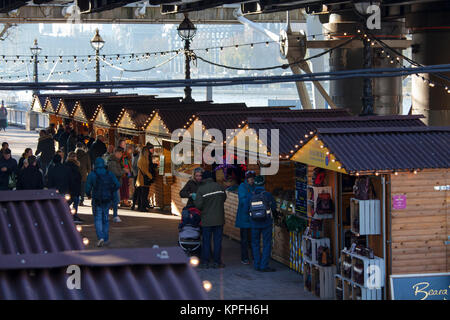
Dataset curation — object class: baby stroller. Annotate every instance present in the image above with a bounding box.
[178,206,201,256]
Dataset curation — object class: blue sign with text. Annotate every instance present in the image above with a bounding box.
[390,273,450,300]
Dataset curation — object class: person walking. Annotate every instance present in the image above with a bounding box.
[250,176,277,272]
[0,101,7,131]
[180,167,204,207]
[235,170,257,265]
[135,147,153,212]
[16,155,43,190]
[35,129,55,175]
[66,130,78,154]
[119,144,132,208]
[57,125,71,159]
[65,152,83,224]
[107,147,124,222]
[0,148,18,190]
[75,142,91,206]
[194,170,227,269]
[18,148,33,170]
[130,145,140,210]
[85,157,120,247]
[89,135,107,164]
[46,154,70,195]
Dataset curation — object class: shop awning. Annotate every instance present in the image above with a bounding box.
[291,126,450,174]
[248,115,426,158]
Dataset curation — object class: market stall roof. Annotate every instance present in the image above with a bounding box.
[0,189,84,255]
[0,247,207,300]
[194,108,352,136]
[247,115,426,157]
[291,126,450,174]
[144,102,254,134]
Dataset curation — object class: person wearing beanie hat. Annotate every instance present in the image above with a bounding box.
[86,157,120,247]
[179,167,204,208]
[235,170,257,265]
[16,155,43,190]
[0,148,17,190]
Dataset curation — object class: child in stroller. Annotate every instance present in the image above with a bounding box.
[178,206,201,256]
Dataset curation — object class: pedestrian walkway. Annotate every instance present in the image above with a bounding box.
[0,126,39,161]
[3,127,317,300]
[76,202,317,300]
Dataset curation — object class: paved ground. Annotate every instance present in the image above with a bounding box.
[3,126,318,300]
[0,126,40,161]
[76,203,317,300]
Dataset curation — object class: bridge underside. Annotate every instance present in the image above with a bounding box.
[0,3,306,24]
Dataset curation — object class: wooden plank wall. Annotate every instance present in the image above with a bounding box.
[390,169,449,274]
[171,175,189,216]
[223,192,240,241]
[265,161,295,194]
[149,175,164,209]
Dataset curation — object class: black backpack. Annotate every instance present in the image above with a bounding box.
[249,192,271,221]
[93,171,116,204]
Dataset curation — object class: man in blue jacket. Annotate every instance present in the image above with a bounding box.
[85,157,120,247]
[251,175,277,272]
[235,170,256,265]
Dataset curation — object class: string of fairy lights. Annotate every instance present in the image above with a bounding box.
[355,28,450,95]
[0,30,337,81]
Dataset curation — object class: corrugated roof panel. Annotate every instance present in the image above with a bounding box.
[248,115,426,155]
[0,247,207,300]
[316,127,450,172]
[0,190,84,255]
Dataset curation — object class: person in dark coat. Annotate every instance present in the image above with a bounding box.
[75,142,91,206]
[0,148,18,190]
[57,125,71,159]
[35,129,55,175]
[18,148,33,170]
[54,124,64,142]
[65,152,83,224]
[180,167,204,207]
[16,155,43,190]
[46,154,70,194]
[194,170,227,269]
[89,135,107,164]
[66,130,78,154]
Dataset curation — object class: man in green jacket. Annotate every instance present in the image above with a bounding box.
[194,170,227,269]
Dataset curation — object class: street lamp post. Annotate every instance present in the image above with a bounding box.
[30,39,42,96]
[90,28,105,93]
[177,15,197,102]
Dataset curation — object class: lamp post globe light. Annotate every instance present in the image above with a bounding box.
[177,15,197,102]
[90,28,105,93]
[30,39,42,96]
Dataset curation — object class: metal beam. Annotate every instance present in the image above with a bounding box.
[0,5,306,24]
[307,39,412,49]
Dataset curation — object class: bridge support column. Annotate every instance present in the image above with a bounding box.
[407,4,450,126]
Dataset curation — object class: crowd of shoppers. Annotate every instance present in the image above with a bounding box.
[1,121,157,247]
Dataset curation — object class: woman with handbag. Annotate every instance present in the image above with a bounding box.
[136,147,153,212]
